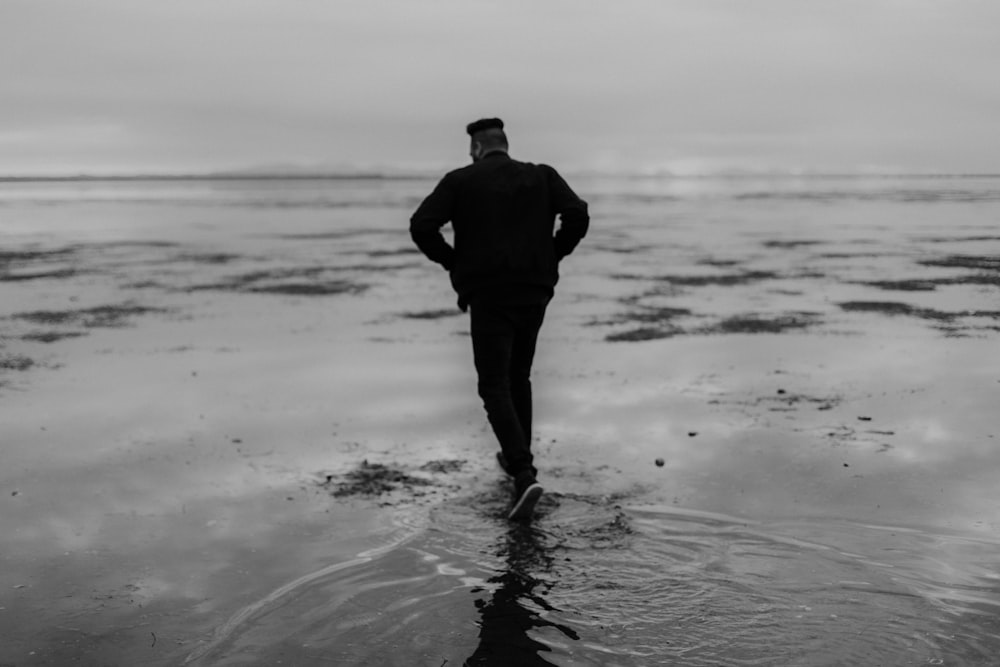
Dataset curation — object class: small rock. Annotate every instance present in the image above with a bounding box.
[655,458,665,467]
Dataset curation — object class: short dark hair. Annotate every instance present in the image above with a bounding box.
[466,118,504,136]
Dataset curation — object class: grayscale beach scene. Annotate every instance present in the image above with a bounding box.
[3,2,999,666]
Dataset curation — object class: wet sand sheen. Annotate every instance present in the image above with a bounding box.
[1,176,999,665]
[188,498,1000,666]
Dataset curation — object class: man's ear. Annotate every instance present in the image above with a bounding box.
[471,141,483,159]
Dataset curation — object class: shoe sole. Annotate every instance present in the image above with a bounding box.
[508,483,543,521]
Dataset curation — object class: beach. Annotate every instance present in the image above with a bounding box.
[2,175,999,665]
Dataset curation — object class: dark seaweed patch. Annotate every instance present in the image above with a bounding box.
[601,306,693,326]
[121,280,170,289]
[217,267,324,282]
[171,252,242,265]
[21,331,87,343]
[952,274,1000,287]
[419,459,467,474]
[274,230,396,241]
[838,301,1000,323]
[839,301,946,320]
[12,303,169,328]
[700,313,821,334]
[662,271,780,287]
[613,270,780,287]
[604,308,821,340]
[340,262,421,272]
[189,267,369,296]
[322,460,433,498]
[0,354,35,371]
[0,268,81,282]
[600,304,692,342]
[861,275,1000,290]
[0,248,79,283]
[247,282,367,296]
[609,272,650,282]
[859,280,940,292]
[922,236,1000,244]
[88,241,180,249]
[400,309,461,320]
[606,327,679,343]
[367,248,420,258]
[0,249,75,266]
[918,255,1000,272]
[592,243,658,255]
[814,252,896,259]
[698,258,743,268]
[762,240,823,249]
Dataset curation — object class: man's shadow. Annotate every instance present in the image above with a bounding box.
[463,519,579,666]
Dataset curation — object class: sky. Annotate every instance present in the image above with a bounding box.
[3,0,999,176]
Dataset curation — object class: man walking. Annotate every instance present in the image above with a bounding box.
[410,118,589,520]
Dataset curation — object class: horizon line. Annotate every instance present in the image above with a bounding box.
[3,170,1000,183]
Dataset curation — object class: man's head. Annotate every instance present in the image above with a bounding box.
[466,117,508,162]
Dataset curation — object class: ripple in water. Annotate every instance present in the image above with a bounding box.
[188,481,1000,666]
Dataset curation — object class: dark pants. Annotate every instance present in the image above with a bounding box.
[470,297,549,478]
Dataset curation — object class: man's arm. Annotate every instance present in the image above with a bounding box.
[409,176,457,270]
[546,166,589,260]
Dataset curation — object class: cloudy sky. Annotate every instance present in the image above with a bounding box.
[3,0,999,176]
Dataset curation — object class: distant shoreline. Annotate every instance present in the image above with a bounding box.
[2,172,999,183]
[0,173,434,183]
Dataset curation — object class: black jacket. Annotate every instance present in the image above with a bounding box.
[410,152,589,309]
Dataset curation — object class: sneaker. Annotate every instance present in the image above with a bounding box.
[508,473,543,521]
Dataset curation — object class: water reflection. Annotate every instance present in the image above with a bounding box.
[464,522,580,666]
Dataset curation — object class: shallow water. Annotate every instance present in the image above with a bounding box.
[2,175,1000,665]
[186,490,1000,666]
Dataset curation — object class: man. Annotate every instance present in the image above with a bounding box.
[410,118,589,520]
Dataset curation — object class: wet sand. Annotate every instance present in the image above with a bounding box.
[2,177,999,665]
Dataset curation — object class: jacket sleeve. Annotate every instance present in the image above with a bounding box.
[409,175,457,271]
[546,166,590,260]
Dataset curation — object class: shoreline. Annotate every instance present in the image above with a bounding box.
[4,172,1000,184]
